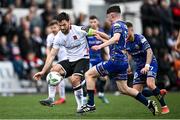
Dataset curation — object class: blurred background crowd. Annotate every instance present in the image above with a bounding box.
[0,0,179,93]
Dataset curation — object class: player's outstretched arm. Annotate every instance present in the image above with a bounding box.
[92,33,120,51]
[175,30,180,51]
[33,48,59,80]
[95,30,110,40]
[95,34,108,43]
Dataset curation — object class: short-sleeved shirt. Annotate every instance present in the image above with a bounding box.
[46,33,67,62]
[53,25,89,62]
[126,34,158,84]
[126,34,157,69]
[110,21,128,62]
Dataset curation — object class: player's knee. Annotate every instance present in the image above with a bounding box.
[85,69,97,79]
[85,71,92,78]
[71,75,81,86]
[50,64,65,75]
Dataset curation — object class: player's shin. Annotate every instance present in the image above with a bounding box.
[58,79,66,99]
[48,85,56,101]
[152,87,166,107]
[73,84,83,110]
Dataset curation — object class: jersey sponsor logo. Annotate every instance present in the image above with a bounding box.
[114,23,121,28]
[135,44,140,49]
[141,37,146,43]
[73,35,78,40]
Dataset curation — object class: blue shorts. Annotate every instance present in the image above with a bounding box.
[133,61,158,85]
[96,60,128,81]
[90,60,102,68]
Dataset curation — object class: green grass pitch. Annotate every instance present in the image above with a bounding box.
[0,92,179,119]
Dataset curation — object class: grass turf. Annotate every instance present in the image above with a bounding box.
[0,92,179,119]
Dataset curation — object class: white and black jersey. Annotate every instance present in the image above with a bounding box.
[46,33,68,62]
[53,25,89,62]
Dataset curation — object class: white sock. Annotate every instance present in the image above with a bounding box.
[82,96,87,105]
[48,85,56,101]
[74,87,83,110]
[58,79,66,99]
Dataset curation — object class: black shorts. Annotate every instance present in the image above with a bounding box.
[58,59,89,78]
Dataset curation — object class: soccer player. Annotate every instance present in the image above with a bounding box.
[39,20,66,106]
[33,12,89,112]
[125,22,169,114]
[87,15,110,104]
[175,30,180,51]
[78,6,159,116]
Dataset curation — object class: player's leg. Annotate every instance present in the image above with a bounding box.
[78,61,114,113]
[39,63,66,107]
[70,74,84,111]
[146,77,169,114]
[115,62,159,116]
[116,80,159,115]
[77,65,102,114]
[146,62,169,114]
[72,59,89,112]
[53,79,66,105]
[96,76,109,104]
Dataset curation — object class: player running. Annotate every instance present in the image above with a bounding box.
[39,20,66,106]
[125,22,169,114]
[87,15,110,104]
[33,12,90,112]
[78,6,159,116]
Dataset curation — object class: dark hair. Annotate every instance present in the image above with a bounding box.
[48,20,59,26]
[106,6,121,14]
[126,21,133,28]
[89,15,98,20]
[56,12,70,22]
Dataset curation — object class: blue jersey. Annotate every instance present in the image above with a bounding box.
[95,21,129,81]
[126,34,157,69]
[87,28,104,65]
[110,21,128,62]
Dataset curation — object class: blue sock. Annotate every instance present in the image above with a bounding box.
[142,89,153,97]
[152,87,166,107]
[135,93,148,106]
[87,90,95,106]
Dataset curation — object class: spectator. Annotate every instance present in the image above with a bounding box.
[74,12,87,26]
[0,12,17,42]
[152,26,165,57]
[9,34,25,79]
[23,51,43,91]
[31,26,46,58]
[157,49,176,89]
[170,0,180,29]
[26,5,43,32]
[19,30,33,59]
[0,36,11,61]
[41,1,57,35]
[17,17,30,38]
[159,0,173,38]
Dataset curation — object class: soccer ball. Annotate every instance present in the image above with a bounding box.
[46,72,63,86]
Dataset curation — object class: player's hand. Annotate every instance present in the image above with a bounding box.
[91,45,101,51]
[95,34,101,40]
[33,71,45,80]
[140,64,150,74]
